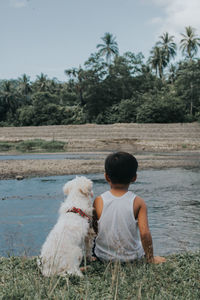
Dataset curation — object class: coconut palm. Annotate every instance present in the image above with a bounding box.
[65,66,85,105]
[18,74,32,104]
[180,26,200,59]
[157,32,177,62]
[1,81,17,114]
[149,46,168,79]
[97,32,119,64]
[35,73,48,92]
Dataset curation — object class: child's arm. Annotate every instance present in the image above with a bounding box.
[134,196,166,264]
[93,196,103,220]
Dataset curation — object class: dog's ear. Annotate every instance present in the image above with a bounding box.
[79,179,93,197]
[63,180,73,195]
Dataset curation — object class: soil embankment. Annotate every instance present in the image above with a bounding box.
[0,123,200,179]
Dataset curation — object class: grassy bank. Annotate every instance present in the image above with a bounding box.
[0,252,199,299]
[0,139,67,153]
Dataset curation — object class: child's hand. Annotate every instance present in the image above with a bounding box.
[151,256,166,264]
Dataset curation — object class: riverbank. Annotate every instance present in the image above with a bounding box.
[0,123,199,179]
[0,252,199,299]
[1,151,200,180]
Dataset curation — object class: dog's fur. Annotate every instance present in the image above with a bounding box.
[38,176,95,277]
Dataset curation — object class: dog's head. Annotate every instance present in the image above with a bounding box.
[63,176,93,198]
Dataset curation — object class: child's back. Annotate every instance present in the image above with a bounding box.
[94,151,166,264]
[95,190,144,261]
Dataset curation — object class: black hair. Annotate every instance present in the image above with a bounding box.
[105,152,138,184]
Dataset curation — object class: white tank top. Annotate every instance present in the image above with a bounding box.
[95,191,144,261]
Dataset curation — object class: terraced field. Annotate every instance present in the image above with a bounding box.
[0,122,200,152]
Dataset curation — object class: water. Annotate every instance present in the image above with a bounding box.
[0,169,200,257]
[0,153,106,160]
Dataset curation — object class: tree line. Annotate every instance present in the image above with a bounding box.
[0,26,200,126]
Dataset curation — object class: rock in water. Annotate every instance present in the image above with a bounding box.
[16,175,24,180]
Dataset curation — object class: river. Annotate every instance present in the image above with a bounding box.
[0,168,200,257]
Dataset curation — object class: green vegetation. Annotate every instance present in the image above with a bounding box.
[0,139,66,153]
[0,142,14,152]
[0,27,200,126]
[0,252,199,299]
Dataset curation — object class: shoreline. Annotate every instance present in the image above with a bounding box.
[1,123,199,179]
[1,150,200,180]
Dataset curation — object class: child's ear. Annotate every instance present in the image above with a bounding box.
[104,173,111,183]
[131,174,137,183]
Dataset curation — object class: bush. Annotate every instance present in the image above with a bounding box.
[96,98,138,124]
[17,106,35,126]
[40,140,66,151]
[61,106,87,125]
[0,142,14,151]
[136,92,186,123]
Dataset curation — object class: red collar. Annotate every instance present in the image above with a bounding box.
[66,207,91,221]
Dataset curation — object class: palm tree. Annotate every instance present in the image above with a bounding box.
[180,26,200,59]
[18,74,32,104]
[1,81,17,115]
[46,78,60,95]
[65,66,85,106]
[157,32,177,62]
[35,73,48,92]
[97,32,119,64]
[149,46,168,79]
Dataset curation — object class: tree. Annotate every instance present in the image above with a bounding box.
[18,74,32,104]
[108,55,132,99]
[175,60,200,117]
[97,32,119,64]
[34,73,48,92]
[157,32,177,62]
[84,52,107,79]
[168,64,178,84]
[180,26,200,59]
[149,46,168,79]
[102,98,138,124]
[64,66,86,106]
[136,90,185,123]
[46,78,60,94]
[0,80,18,121]
[123,52,144,76]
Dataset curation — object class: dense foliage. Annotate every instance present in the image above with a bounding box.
[0,28,200,126]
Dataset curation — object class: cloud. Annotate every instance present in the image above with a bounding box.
[10,0,28,8]
[149,0,200,39]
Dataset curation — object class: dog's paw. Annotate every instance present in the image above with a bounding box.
[67,269,83,277]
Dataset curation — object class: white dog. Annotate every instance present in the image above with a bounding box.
[38,176,95,277]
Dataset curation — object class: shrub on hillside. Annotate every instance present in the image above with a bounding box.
[136,92,186,123]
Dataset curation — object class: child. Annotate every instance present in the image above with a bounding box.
[93,151,166,263]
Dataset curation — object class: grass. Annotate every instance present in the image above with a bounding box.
[0,252,199,299]
[0,139,67,153]
[0,142,14,152]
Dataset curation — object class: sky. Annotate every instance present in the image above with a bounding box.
[0,0,200,82]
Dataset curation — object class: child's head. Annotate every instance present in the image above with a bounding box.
[105,152,138,185]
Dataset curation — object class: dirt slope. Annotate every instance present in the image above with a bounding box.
[0,123,199,152]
